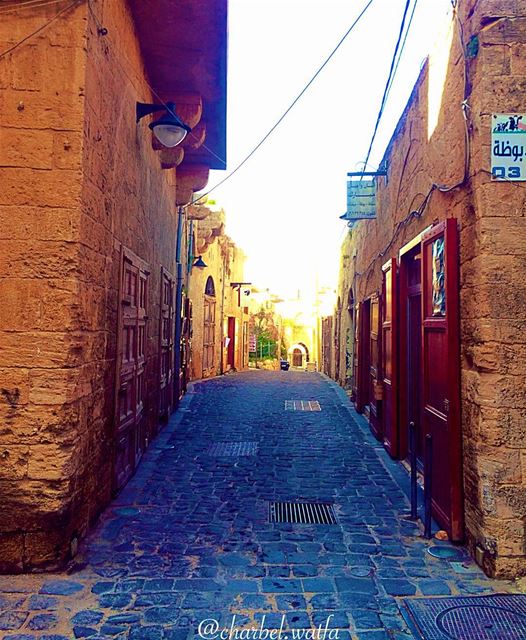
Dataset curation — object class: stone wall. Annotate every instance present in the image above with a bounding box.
[338,0,526,577]
[0,0,181,570]
[0,2,89,572]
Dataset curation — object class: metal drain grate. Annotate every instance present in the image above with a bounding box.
[269,501,337,524]
[403,594,526,640]
[207,442,258,457]
[284,400,321,412]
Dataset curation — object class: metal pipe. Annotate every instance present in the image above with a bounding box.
[173,206,184,403]
[409,421,418,520]
[424,433,433,538]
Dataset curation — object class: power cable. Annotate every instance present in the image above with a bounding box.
[0,0,71,14]
[360,0,412,178]
[189,0,376,207]
[0,0,80,59]
[85,1,226,167]
[383,0,418,106]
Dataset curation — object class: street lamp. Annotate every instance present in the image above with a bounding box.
[192,256,207,270]
[136,101,191,148]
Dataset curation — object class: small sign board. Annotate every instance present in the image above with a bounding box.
[249,334,256,353]
[491,113,526,181]
[344,179,376,220]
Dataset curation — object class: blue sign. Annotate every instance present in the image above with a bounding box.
[342,179,376,220]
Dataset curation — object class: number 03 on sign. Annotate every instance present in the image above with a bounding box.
[491,113,526,181]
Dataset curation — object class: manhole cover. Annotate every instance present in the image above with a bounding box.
[404,594,526,640]
[427,546,464,560]
[207,442,258,457]
[285,400,321,411]
[268,501,337,524]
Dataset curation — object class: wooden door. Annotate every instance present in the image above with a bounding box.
[421,218,463,541]
[180,297,192,394]
[368,295,382,440]
[227,317,236,368]
[159,267,175,421]
[203,295,216,374]
[382,259,399,457]
[114,248,149,492]
[356,301,371,413]
[352,302,361,406]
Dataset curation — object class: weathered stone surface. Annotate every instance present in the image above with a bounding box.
[328,0,526,578]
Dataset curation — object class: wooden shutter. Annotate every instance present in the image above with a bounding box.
[382,258,399,458]
[114,247,150,492]
[159,267,175,421]
[368,294,382,440]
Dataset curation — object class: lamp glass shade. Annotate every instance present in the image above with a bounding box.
[151,123,188,148]
[193,256,207,269]
[148,104,191,148]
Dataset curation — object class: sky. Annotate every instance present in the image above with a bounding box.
[208,0,452,300]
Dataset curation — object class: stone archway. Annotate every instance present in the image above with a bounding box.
[287,342,308,368]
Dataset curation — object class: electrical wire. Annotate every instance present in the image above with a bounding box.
[360,0,412,179]
[85,1,226,168]
[383,0,418,106]
[189,0,376,207]
[0,0,70,14]
[0,0,80,59]
[351,1,471,282]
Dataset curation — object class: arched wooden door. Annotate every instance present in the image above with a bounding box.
[292,348,303,367]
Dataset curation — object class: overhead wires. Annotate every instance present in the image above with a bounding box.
[189,0,376,207]
[0,0,81,59]
[360,0,413,178]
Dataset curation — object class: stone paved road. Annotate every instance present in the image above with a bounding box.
[0,371,515,640]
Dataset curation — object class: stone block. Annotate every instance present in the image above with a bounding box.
[0,127,54,169]
[27,443,73,481]
[0,445,29,480]
[0,532,24,573]
[53,131,83,170]
[0,168,81,208]
[0,88,84,131]
[0,206,80,242]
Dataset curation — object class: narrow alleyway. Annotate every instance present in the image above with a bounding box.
[0,371,513,640]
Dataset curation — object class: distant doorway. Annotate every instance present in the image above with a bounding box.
[227,317,236,369]
[288,342,308,368]
[292,349,303,367]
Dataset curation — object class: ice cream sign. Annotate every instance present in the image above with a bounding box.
[491,113,526,181]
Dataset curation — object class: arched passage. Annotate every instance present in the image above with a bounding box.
[287,342,309,368]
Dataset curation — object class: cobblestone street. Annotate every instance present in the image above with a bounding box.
[0,371,514,639]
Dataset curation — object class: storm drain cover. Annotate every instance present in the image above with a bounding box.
[403,594,526,640]
[427,546,465,560]
[269,501,337,524]
[285,400,321,411]
[207,441,258,457]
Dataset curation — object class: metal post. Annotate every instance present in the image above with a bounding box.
[424,433,433,538]
[409,421,418,520]
[173,206,184,403]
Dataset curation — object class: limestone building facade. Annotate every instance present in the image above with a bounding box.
[0,0,227,571]
[187,202,249,380]
[327,0,526,577]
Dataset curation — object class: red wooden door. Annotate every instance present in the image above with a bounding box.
[421,218,463,541]
[159,267,175,421]
[227,317,236,368]
[114,248,149,492]
[382,258,399,457]
[352,302,361,407]
[368,295,382,440]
